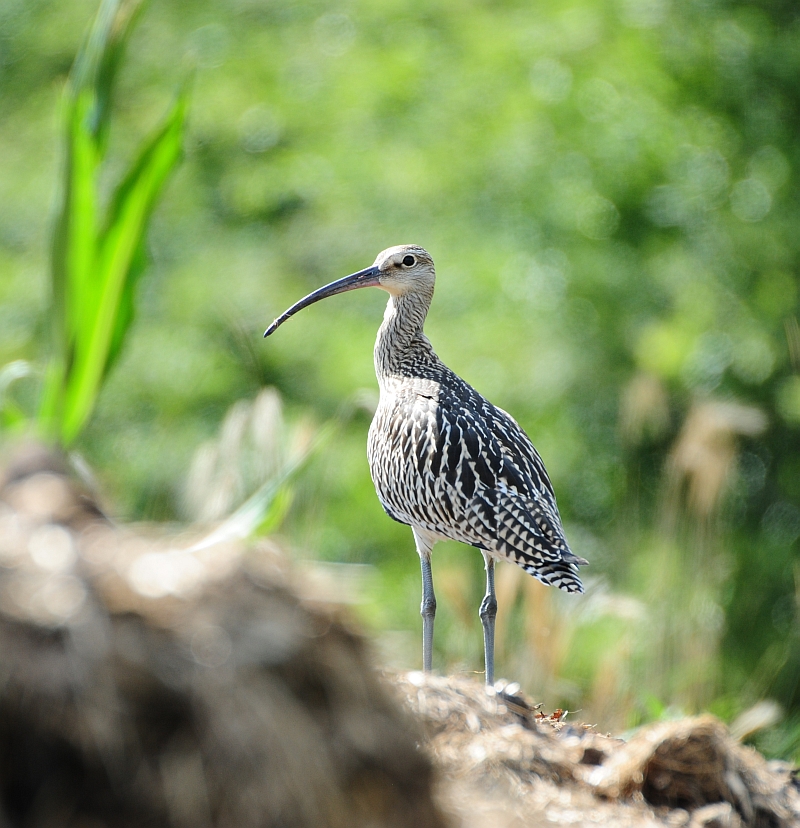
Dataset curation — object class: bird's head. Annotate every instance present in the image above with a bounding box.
[264,244,435,337]
[371,245,435,297]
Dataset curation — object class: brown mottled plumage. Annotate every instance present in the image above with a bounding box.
[265,245,586,684]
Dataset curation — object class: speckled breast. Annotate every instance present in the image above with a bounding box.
[367,378,444,532]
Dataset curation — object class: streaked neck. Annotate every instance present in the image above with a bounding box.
[374,290,433,380]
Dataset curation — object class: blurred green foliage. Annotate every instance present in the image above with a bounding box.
[1,0,799,751]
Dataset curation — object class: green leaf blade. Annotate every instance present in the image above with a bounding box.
[60,90,188,445]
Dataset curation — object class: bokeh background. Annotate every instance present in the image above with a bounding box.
[2,0,799,754]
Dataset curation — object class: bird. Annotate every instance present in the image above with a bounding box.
[264,245,587,685]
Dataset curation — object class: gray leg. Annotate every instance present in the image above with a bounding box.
[419,554,436,672]
[413,529,436,673]
[479,552,498,686]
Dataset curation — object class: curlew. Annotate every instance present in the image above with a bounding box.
[264,245,587,685]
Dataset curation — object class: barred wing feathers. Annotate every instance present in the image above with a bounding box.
[369,368,586,593]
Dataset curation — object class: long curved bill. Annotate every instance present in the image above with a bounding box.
[264,265,381,337]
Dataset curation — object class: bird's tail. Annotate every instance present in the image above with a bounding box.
[524,557,585,594]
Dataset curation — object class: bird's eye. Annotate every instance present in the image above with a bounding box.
[402,255,416,267]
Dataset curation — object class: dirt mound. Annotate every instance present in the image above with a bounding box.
[391,673,800,828]
[0,443,445,828]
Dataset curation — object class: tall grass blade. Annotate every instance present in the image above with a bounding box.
[61,92,188,443]
[41,91,101,438]
[39,0,187,446]
[190,420,339,552]
[0,361,34,433]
